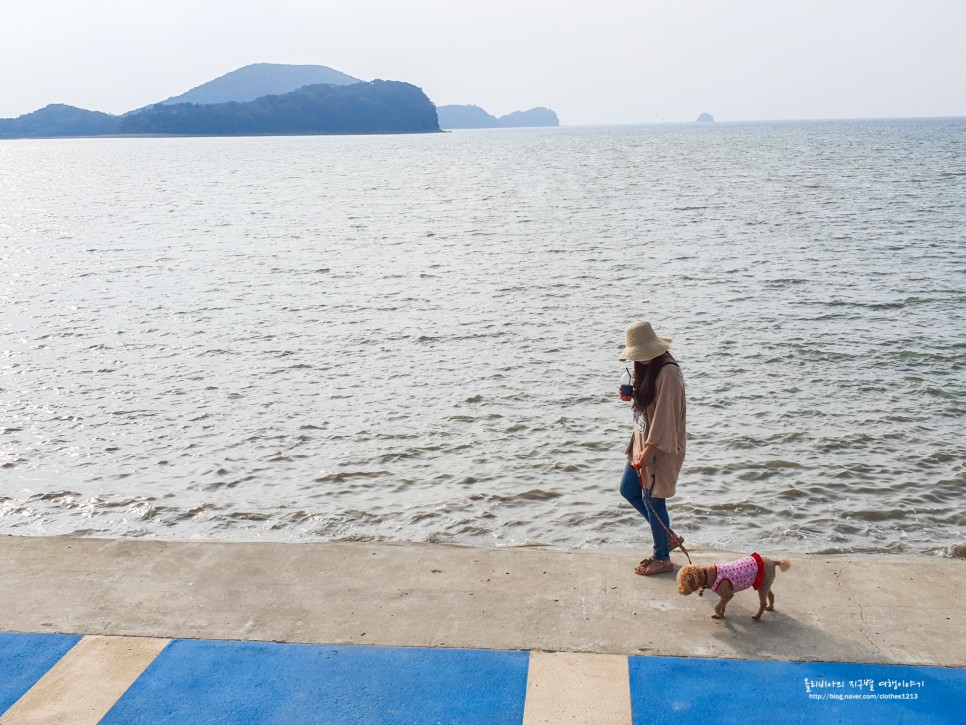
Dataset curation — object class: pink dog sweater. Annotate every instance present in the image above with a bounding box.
[713,552,765,593]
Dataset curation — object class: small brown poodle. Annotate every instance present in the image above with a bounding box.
[677,552,791,620]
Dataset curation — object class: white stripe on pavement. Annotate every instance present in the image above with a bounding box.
[523,651,632,725]
[1,635,169,725]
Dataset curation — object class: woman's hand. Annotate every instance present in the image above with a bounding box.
[636,444,660,468]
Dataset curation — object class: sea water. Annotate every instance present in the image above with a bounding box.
[1,120,964,556]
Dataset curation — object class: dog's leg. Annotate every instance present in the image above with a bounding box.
[766,589,775,611]
[753,561,778,619]
[712,584,733,619]
[753,587,769,620]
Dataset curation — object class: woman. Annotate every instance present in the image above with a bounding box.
[617,320,687,576]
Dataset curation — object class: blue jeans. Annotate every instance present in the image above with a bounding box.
[619,462,671,559]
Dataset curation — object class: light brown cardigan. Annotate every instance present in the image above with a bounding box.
[626,362,687,499]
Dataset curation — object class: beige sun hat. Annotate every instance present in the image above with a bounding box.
[618,320,672,362]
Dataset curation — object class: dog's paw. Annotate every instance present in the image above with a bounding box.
[711,613,724,619]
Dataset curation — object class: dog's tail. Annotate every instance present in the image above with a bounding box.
[775,558,791,573]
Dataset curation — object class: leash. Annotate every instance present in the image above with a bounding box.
[633,460,692,565]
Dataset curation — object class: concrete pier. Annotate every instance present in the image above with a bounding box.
[2,535,963,665]
[0,535,963,722]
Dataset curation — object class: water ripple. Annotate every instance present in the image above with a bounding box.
[1,120,964,556]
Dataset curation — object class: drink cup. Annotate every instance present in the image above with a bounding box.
[619,384,633,401]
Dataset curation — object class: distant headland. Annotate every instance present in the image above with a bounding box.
[121,81,437,136]
[695,112,714,123]
[437,105,560,129]
[0,63,560,139]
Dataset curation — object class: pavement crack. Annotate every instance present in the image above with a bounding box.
[840,560,883,661]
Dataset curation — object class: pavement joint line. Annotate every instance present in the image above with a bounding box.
[0,635,170,725]
[523,651,631,725]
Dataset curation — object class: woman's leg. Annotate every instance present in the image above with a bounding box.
[619,462,651,520]
[621,463,673,563]
[644,488,671,560]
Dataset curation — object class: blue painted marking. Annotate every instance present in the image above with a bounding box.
[103,640,529,724]
[0,632,82,713]
[629,656,965,724]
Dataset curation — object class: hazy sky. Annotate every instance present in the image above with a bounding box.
[2,0,964,124]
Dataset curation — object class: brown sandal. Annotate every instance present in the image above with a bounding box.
[634,558,655,575]
[634,532,684,575]
[641,559,674,576]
